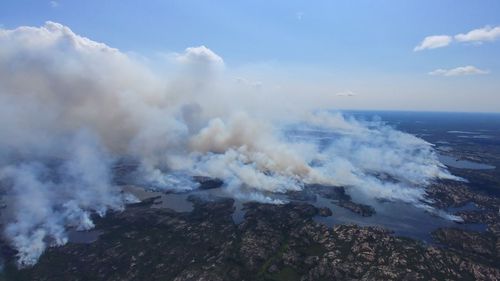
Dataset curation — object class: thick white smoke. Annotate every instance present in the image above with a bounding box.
[0,131,125,266]
[0,22,459,266]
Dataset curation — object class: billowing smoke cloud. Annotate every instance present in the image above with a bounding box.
[187,111,459,203]
[0,131,126,266]
[0,22,459,266]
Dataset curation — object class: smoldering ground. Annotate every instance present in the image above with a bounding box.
[0,22,460,266]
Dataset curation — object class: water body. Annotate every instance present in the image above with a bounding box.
[152,193,194,212]
[438,154,495,170]
[446,202,481,213]
[447,131,480,135]
[437,145,453,152]
[312,195,486,243]
[124,185,248,223]
[68,229,103,244]
[121,185,486,243]
[124,185,194,212]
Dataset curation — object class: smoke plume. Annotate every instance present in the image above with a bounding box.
[0,22,459,266]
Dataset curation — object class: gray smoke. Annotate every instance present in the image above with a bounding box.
[0,22,460,266]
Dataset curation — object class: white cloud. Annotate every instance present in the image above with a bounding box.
[455,25,500,43]
[175,45,224,67]
[335,90,358,97]
[414,35,452,51]
[49,1,58,8]
[415,25,500,51]
[428,65,489,76]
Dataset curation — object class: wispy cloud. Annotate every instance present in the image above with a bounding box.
[49,1,58,8]
[414,35,452,51]
[455,25,500,43]
[415,25,500,51]
[335,90,358,97]
[428,65,489,76]
[296,12,304,21]
[235,77,263,89]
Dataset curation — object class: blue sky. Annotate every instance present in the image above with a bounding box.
[1,0,500,112]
